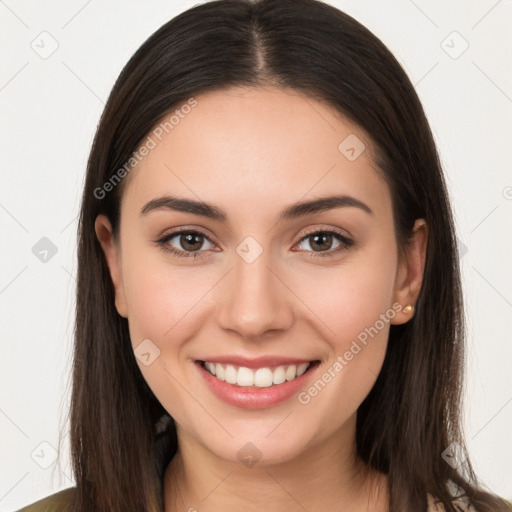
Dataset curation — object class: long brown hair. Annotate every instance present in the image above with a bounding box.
[60,0,512,510]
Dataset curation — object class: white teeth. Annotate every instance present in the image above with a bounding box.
[297,362,309,376]
[237,367,254,386]
[224,364,237,384]
[272,366,286,385]
[215,363,225,381]
[206,362,216,375]
[285,365,297,381]
[203,361,312,387]
[254,368,273,387]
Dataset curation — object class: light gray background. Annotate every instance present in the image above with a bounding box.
[1,0,511,510]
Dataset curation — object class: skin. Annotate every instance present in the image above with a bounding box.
[95,85,428,512]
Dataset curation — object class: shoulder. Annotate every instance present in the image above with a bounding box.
[15,487,75,512]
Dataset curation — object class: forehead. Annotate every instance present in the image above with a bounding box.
[121,86,391,223]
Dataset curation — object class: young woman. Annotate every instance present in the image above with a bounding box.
[17,0,512,511]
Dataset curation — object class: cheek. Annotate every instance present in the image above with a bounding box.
[292,254,396,428]
[287,247,397,347]
[120,252,210,422]
[120,241,210,347]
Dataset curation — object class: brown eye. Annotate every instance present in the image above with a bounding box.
[307,232,335,251]
[295,230,355,258]
[156,229,216,258]
[176,232,205,252]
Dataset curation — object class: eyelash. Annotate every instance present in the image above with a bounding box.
[154,227,355,260]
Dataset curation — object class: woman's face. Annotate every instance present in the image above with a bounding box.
[96,86,426,466]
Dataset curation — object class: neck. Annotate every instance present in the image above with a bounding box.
[163,415,389,512]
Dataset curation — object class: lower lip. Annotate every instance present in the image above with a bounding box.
[196,360,320,409]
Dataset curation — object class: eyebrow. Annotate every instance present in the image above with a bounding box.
[140,194,375,221]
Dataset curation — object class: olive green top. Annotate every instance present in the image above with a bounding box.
[15,487,75,512]
[14,487,486,512]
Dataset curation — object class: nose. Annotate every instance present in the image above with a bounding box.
[216,247,295,339]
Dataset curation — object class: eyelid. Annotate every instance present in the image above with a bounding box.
[297,225,352,242]
[154,226,217,260]
[158,225,217,245]
[155,225,355,258]
[292,226,355,258]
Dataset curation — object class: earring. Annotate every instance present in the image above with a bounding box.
[403,304,414,314]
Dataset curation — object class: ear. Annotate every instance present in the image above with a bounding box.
[94,214,128,318]
[390,218,428,325]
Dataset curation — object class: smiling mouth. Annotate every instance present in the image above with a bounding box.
[198,360,320,388]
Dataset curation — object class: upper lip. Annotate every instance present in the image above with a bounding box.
[197,355,317,369]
